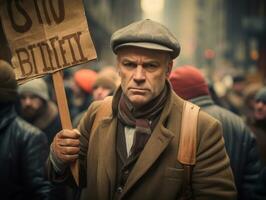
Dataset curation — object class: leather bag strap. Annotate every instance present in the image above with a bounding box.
[178,101,200,165]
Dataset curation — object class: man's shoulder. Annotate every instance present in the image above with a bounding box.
[198,108,220,125]
[81,96,113,124]
[171,93,219,126]
[203,103,253,138]
[13,117,46,139]
[88,96,113,114]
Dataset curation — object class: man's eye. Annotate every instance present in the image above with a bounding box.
[144,63,158,70]
[123,62,136,68]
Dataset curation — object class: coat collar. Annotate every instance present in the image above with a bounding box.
[96,115,117,199]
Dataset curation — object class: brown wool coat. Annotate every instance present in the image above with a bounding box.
[49,91,237,200]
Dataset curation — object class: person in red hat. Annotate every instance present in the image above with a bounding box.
[170,65,264,200]
[69,69,98,119]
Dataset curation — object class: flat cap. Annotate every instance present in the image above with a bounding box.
[111,19,180,59]
[18,78,49,101]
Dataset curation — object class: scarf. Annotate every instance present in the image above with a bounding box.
[118,82,171,156]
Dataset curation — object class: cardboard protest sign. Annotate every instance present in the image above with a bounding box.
[0,0,97,84]
[0,0,97,185]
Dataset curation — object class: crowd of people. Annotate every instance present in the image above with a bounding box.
[0,19,265,200]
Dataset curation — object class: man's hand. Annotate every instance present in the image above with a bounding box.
[51,129,80,165]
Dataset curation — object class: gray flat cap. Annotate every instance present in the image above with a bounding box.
[111,19,180,59]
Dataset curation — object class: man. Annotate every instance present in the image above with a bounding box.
[48,19,236,199]
[224,74,247,117]
[92,74,117,101]
[250,87,266,200]
[250,87,266,164]
[73,74,117,127]
[18,78,61,145]
[0,60,51,199]
[69,69,97,119]
[17,78,69,200]
[170,65,264,200]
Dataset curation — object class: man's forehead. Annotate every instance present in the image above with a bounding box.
[20,92,40,98]
[117,46,170,59]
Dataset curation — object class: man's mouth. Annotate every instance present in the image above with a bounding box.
[129,88,148,94]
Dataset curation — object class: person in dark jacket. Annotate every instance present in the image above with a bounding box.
[16,73,72,200]
[17,78,62,145]
[248,87,266,198]
[0,60,51,200]
[170,65,264,200]
[249,87,266,164]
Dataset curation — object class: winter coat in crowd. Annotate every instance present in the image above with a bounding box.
[0,104,51,200]
[17,78,62,145]
[191,95,263,200]
[170,65,264,200]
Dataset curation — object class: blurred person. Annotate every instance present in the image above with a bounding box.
[48,19,236,199]
[17,78,61,145]
[224,74,246,116]
[243,83,262,124]
[69,69,97,119]
[73,74,117,127]
[92,74,117,101]
[98,66,121,86]
[249,87,266,164]
[17,78,72,200]
[250,87,266,199]
[170,65,264,200]
[0,60,51,200]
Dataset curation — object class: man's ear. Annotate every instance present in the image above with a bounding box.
[115,58,121,77]
[116,65,121,77]
[166,60,173,77]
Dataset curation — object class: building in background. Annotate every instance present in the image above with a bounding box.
[0,0,265,81]
[224,0,266,81]
[83,0,141,64]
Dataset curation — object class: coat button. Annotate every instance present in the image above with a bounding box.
[117,186,123,193]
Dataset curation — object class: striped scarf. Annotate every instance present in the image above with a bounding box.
[118,82,170,156]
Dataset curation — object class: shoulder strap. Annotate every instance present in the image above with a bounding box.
[178,100,200,165]
[178,101,200,200]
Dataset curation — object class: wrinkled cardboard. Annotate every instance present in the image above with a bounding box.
[0,0,97,185]
[1,0,97,84]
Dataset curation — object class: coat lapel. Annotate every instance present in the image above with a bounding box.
[120,91,184,197]
[121,125,175,196]
[97,116,117,198]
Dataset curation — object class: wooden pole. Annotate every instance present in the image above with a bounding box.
[52,71,79,185]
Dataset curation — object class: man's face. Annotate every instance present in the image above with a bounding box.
[20,93,45,121]
[116,47,173,108]
[254,100,266,121]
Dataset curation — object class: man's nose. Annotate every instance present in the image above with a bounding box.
[23,97,32,105]
[95,87,103,94]
[133,65,145,82]
[256,101,264,108]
